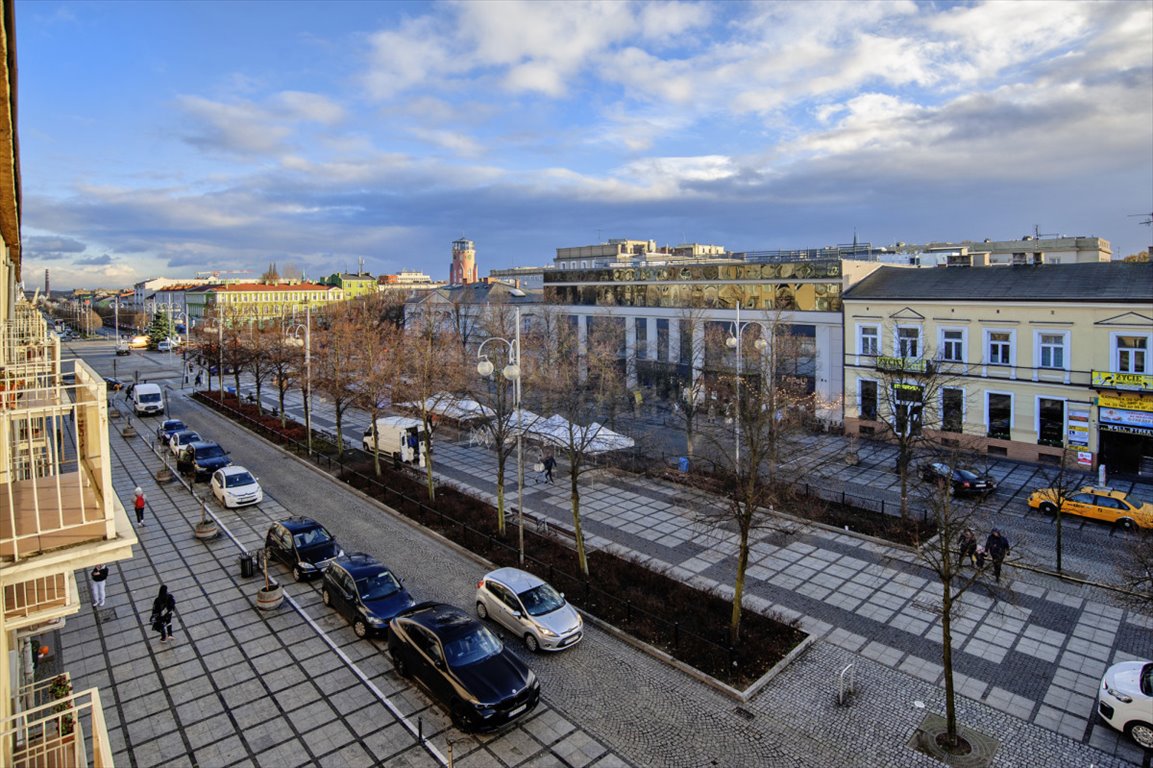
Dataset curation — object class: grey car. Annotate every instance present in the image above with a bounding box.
[475,567,583,652]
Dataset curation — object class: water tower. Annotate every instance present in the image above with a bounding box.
[450,238,478,284]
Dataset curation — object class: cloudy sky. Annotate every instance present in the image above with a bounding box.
[16,0,1153,290]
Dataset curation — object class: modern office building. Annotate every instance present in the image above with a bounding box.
[842,262,1153,474]
[0,6,136,763]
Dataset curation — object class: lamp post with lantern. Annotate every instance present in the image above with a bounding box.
[725,302,767,469]
[285,302,313,457]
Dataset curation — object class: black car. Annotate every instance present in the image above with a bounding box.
[177,440,231,481]
[322,554,415,638]
[155,418,186,443]
[920,461,997,496]
[388,602,540,732]
[265,517,344,582]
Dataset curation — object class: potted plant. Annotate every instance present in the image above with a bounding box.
[193,502,218,540]
[256,549,283,610]
[49,675,75,737]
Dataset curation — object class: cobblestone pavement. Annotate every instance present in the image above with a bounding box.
[73,346,1149,766]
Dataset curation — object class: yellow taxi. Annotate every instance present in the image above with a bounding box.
[1028,485,1153,530]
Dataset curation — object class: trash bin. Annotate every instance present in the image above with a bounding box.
[677,456,690,473]
[239,552,254,578]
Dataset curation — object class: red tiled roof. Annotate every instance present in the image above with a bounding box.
[211,283,333,292]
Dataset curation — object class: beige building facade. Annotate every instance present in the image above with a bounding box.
[842,263,1153,475]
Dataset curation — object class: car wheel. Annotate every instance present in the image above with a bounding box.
[292,566,304,582]
[523,633,540,653]
[353,619,368,639]
[1118,518,1136,531]
[476,601,488,620]
[1127,721,1153,750]
[321,589,332,607]
[450,702,472,731]
[1039,502,1057,516]
[392,653,409,678]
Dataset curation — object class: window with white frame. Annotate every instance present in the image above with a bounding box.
[942,387,964,433]
[940,329,965,362]
[987,330,1012,365]
[1116,335,1150,373]
[1037,332,1067,370]
[858,325,879,356]
[896,326,920,358]
[859,379,878,421]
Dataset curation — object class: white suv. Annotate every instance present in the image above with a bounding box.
[475,567,583,652]
[1099,660,1153,749]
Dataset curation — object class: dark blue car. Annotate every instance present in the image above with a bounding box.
[322,554,415,638]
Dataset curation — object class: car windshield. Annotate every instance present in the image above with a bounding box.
[518,583,566,617]
[196,445,226,460]
[956,468,982,480]
[177,432,200,444]
[163,421,184,432]
[443,625,503,667]
[358,570,401,601]
[1126,494,1148,508]
[1141,663,1153,696]
[224,472,255,488]
[293,526,332,549]
[139,393,161,403]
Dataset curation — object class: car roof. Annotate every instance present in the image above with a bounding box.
[186,440,221,451]
[276,516,324,533]
[483,567,545,593]
[217,465,251,477]
[331,553,391,580]
[173,428,199,437]
[1080,485,1131,500]
[162,418,184,426]
[399,602,477,638]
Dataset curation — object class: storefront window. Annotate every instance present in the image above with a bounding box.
[942,388,964,433]
[987,393,1012,439]
[1038,398,1064,447]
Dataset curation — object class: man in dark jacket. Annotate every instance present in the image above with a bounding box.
[985,529,1010,582]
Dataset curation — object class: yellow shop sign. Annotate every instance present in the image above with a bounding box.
[1098,391,1153,413]
[1092,370,1153,392]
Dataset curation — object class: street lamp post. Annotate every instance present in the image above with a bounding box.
[286,303,313,456]
[476,307,525,566]
[725,302,766,469]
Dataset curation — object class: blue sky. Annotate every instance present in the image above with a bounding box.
[16,0,1153,290]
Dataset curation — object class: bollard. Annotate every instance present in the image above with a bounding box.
[239,553,254,578]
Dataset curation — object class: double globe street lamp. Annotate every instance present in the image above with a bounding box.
[284,302,313,457]
[725,302,766,468]
[476,307,526,566]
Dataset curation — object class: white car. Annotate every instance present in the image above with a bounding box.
[211,466,263,508]
[157,339,173,352]
[475,567,583,652]
[1099,660,1153,749]
[168,429,202,457]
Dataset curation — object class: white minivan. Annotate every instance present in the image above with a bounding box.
[129,382,164,416]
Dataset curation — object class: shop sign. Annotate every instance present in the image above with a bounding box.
[1092,370,1153,392]
[1100,407,1153,429]
[1076,451,1093,467]
[1097,391,1153,412]
[1067,425,1090,447]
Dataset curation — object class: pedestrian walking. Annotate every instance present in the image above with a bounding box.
[985,528,1010,582]
[543,454,557,484]
[957,528,977,567]
[90,564,109,607]
[194,371,203,388]
[133,487,146,526]
[149,585,176,643]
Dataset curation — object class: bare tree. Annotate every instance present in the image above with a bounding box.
[1028,449,1090,574]
[1115,532,1153,613]
[354,303,403,478]
[311,303,362,458]
[264,318,301,428]
[244,321,282,415]
[667,304,710,459]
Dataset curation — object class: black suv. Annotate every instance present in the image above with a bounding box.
[265,517,344,582]
[322,554,415,638]
[388,602,540,732]
[177,440,231,481]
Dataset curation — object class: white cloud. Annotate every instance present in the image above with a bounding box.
[276,91,345,125]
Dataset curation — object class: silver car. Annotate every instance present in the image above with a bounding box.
[475,567,583,652]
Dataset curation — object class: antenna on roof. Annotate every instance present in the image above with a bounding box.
[1129,212,1153,227]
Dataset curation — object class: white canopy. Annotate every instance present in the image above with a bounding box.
[396,393,495,421]
[527,415,635,454]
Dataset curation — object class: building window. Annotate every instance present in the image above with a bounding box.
[1038,398,1064,447]
[1117,335,1149,373]
[859,325,879,356]
[940,329,964,362]
[896,327,920,358]
[859,380,878,420]
[987,393,1012,440]
[1038,333,1066,369]
[942,388,964,433]
[988,331,1012,365]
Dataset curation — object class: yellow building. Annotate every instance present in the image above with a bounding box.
[185,282,343,325]
[0,5,136,763]
[842,262,1153,474]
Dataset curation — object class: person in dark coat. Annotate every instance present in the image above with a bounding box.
[150,585,176,643]
[543,454,557,484]
[957,529,977,567]
[985,529,1010,582]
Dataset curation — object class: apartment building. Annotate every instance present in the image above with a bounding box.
[0,5,136,764]
[184,282,343,325]
[842,262,1153,475]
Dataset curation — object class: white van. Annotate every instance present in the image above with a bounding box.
[129,382,164,416]
[362,416,426,466]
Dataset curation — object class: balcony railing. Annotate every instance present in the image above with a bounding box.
[3,571,77,629]
[2,307,60,372]
[3,675,114,768]
[1,359,119,561]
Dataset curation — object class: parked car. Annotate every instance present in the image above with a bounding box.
[1098,659,1153,749]
[1028,485,1153,530]
[115,341,130,356]
[265,517,344,582]
[388,602,540,732]
[168,429,202,457]
[155,418,186,443]
[210,466,263,508]
[177,440,231,481]
[157,339,174,353]
[919,462,997,496]
[476,567,583,652]
[322,554,415,638]
[127,382,164,415]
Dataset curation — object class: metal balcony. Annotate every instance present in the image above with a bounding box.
[3,674,114,768]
